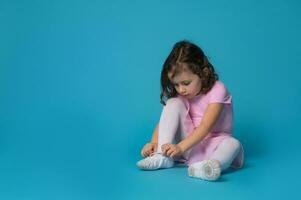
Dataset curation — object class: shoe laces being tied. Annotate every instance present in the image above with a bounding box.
[137,153,174,170]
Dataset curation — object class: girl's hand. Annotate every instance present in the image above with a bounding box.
[161,143,183,158]
[141,142,158,157]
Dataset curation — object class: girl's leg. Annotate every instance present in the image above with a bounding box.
[157,97,188,153]
[137,97,189,170]
[188,137,242,181]
[209,137,242,171]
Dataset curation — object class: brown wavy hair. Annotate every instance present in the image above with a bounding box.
[160,40,219,105]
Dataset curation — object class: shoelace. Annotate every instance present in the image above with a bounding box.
[149,152,162,157]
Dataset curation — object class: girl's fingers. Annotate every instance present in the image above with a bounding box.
[162,144,170,151]
[166,149,174,157]
[142,148,150,157]
[162,145,170,155]
[170,151,176,158]
[141,143,158,157]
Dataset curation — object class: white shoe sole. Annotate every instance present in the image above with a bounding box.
[188,159,221,181]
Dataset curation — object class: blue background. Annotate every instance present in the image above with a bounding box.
[1,0,300,199]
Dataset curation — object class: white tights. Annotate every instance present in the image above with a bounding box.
[156,97,242,171]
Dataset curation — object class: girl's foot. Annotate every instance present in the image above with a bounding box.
[188,159,221,181]
[136,153,174,170]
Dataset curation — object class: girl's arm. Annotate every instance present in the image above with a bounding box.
[177,103,224,153]
[150,123,159,144]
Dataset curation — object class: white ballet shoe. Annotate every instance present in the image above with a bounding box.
[136,153,174,170]
[188,159,221,181]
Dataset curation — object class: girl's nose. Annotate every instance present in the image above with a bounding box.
[179,86,186,93]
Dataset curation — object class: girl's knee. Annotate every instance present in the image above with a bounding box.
[165,97,186,110]
[224,137,241,150]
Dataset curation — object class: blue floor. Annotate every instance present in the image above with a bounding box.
[0,143,300,199]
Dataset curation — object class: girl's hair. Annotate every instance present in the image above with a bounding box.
[160,40,219,105]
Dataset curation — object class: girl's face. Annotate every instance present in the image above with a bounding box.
[168,68,202,99]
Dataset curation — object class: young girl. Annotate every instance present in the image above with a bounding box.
[136,40,244,181]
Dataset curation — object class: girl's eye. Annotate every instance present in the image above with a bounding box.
[174,82,190,87]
